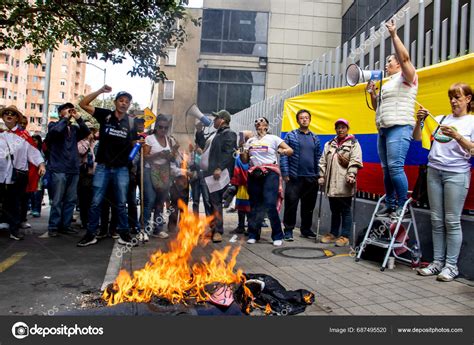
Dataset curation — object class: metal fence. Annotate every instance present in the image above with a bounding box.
[231,0,474,135]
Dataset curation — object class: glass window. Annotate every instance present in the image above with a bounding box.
[163,80,175,100]
[201,9,269,57]
[197,68,265,114]
[165,48,177,66]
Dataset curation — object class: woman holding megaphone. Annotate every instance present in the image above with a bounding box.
[413,83,474,282]
[366,19,418,219]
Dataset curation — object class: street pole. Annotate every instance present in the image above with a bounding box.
[41,50,52,136]
[78,61,106,107]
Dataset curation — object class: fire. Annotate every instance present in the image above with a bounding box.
[181,152,188,171]
[103,200,244,305]
[264,303,272,315]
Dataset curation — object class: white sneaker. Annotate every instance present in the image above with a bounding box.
[20,222,31,229]
[38,231,49,239]
[247,238,257,244]
[437,265,459,282]
[157,231,169,239]
[417,261,443,276]
[138,231,149,242]
[273,240,283,246]
[0,223,9,230]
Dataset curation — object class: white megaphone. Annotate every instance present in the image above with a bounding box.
[186,104,212,127]
[345,63,384,87]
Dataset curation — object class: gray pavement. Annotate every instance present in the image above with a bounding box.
[0,204,473,316]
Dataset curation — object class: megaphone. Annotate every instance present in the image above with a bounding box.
[346,63,384,87]
[186,104,212,126]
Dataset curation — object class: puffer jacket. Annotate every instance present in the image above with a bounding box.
[319,135,363,197]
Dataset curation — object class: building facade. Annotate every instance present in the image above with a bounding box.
[0,42,89,132]
[151,0,343,144]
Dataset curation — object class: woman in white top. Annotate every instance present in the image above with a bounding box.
[413,83,474,282]
[241,117,293,246]
[143,114,178,239]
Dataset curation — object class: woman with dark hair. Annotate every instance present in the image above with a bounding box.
[241,117,293,246]
[29,134,45,217]
[143,114,178,238]
[413,83,473,282]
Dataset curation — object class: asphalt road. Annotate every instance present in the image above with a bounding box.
[0,213,114,316]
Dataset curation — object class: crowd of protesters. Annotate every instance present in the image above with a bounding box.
[0,19,472,282]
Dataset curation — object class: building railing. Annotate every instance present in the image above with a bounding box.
[231,0,474,136]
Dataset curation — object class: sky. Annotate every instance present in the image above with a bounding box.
[84,0,203,109]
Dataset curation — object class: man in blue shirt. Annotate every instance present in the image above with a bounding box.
[45,103,90,237]
[280,109,321,241]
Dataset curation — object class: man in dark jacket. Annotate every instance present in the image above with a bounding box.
[280,109,321,241]
[203,110,237,243]
[45,103,90,237]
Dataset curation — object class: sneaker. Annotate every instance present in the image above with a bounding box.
[273,240,283,246]
[226,207,237,213]
[301,231,317,239]
[320,233,336,243]
[95,231,108,239]
[138,231,149,242]
[59,228,79,235]
[10,231,24,240]
[393,207,410,219]
[212,232,223,243]
[20,222,31,229]
[335,236,349,247]
[77,234,97,247]
[261,220,269,227]
[417,261,443,276]
[230,226,245,234]
[437,265,459,282]
[247,238,257,244]
[376,206,396,217]
[110,231,120,239]
[31,211,40,218]
[284,231,294,242]
[0,223,10,229]
[118,233,138,246]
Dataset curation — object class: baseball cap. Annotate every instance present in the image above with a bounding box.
[335,118,349,127]
[211,109,232,123]
[115,91,133,101]
[57,102,74,114]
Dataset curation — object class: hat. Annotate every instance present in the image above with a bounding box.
[115,91,133,101]
[57,102,74,114]
[134,117,145,123]
[211,109,232,123]
[0,105,23,118]
[335,118,349,127]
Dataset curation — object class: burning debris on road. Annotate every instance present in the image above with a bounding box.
[92,201,314,316]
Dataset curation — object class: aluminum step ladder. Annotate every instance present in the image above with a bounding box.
[355,195,421,271]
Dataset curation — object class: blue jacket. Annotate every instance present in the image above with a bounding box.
[280,129,321,178]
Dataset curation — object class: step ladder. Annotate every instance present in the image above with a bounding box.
[355,195,421,271]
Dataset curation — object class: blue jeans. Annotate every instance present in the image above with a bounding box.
[247,171,284,241]
[377,125,413,209]
[427,167,470,266]
[190,176,212,216]
[87,164,129,236]
[48,172,79,231]
[328,197,352,238]
[143,167,169,232]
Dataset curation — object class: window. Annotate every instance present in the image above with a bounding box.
[59,91,66,99]
[197,68,265,114]
[163,80,175,100]
[201,9,269,56]
[14,76,18,84]
[342,0,408,43]
[13,92,17,100]
[30,117,35,123]
[31,103,36,110]
[61,65,68,74]
[41,64,46,72]
[0,89,6,98]
[60,79,66,86]
[165,48,177,66]
[15,60,19,67]
[62,52,68,59]
[38,104,43,112]
[31,89,37,96]
[37,118,42,125]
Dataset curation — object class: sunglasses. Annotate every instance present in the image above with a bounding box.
[254,118,267,124]
[2,110,18,117]
[157,125,169,130]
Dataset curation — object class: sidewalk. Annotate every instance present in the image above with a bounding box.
[120,207,474,316]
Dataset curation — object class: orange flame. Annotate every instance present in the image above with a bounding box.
[103,200,244,305]
[264,303,272,315]
[303,292,314,304]
[181,152,188,171]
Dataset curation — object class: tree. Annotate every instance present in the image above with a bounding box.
[0,0,200,82]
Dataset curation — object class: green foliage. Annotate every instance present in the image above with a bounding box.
[0,0,201,82]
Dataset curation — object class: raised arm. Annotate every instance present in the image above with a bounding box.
[79,85,112,115]
[386,19,416,83]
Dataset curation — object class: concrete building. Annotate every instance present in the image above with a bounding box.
[0,43,89,132]
[150,0,344,145]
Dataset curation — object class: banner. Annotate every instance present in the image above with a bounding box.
[281,54,474,210]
